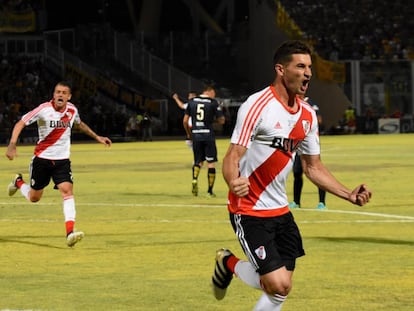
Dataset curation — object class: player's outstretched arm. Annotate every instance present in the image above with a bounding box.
[301,154,372,206]
[172,93,185,109]
[77,121,112,147]
[5,119,26,160]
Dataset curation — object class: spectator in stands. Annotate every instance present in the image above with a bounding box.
[279,0,411,61]
[141,109,153,141]
[125,112,139,139]
[344,106,357,134]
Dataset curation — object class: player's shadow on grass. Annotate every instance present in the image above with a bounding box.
[0,236,66,249]
[311,236,414,246]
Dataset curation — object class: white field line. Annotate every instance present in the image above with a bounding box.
[1,201,414,223]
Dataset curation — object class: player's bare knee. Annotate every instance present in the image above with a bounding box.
[28,193,42,202]
[261,278,292,297]
[29,196,41,202]
[263,283,291,297]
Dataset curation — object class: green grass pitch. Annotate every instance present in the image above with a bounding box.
[0,134,413,310]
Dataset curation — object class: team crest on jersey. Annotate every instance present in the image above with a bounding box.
[302,120,311,135]
[255,246,266,260]
[66,112,73,119]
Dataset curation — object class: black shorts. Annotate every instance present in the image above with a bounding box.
[192,140,218,164]
[29,157,73,190]
[230,212,305,275]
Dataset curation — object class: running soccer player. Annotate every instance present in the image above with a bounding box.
[211,40,372,310]
[183,85,225,197]
[5,81,112,247]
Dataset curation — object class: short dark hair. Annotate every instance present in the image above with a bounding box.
[273,40,312,66]
[203,85,215,93]
[56,81,73,92]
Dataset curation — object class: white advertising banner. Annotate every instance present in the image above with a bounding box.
[378,118,400,134]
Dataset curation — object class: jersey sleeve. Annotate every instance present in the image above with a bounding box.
[21,104,44,125]
[74,110,81,125]
[230,99,258,149]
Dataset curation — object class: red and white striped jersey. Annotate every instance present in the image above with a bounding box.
[228,86,320,217]
[21,100,81,160]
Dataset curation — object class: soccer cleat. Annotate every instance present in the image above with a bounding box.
[8,173,23,196]
[206,192,216,198]
[288,201,300,209]
[66,231,84,247]
[316,202,327,209]
[212,248,234,300]
[192,179,198,196]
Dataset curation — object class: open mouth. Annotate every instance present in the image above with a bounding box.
[300,80,310,92]
[57,98,64,103]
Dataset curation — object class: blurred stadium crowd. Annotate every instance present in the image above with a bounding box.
[0,55,51,139]
[280,0,414,61]
[0,54,134,143]
[1,0,414,141]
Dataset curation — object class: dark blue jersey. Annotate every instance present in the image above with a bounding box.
[185,96,224,141]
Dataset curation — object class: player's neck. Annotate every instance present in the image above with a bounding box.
[271,84,299,112]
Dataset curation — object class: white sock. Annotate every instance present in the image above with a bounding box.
[63,196,76,222]
[234,260,261,289]
[253,293,286,311]
[235,261,287,311]
[20,184,30,200]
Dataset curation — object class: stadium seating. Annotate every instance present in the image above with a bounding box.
[279,0,414,61]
